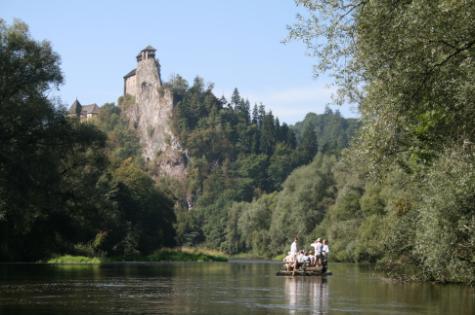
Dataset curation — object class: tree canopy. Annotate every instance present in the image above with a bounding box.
[284,0,475,284]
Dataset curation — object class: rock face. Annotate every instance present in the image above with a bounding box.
[122,46,187,180]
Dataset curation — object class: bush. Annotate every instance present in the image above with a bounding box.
[415,147,475,284]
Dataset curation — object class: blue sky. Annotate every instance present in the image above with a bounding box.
[1,0,359,123]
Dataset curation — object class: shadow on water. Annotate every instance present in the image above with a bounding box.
[0,262,473,315]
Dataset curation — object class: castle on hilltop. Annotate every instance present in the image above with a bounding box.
[123,45,162,97]
[68,46,161,122]
[69,45,187,181]
[120,45,187,181]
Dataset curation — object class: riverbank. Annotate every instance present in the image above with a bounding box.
[45,247,228,264]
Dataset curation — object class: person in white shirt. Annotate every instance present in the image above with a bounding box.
[296,250,311,269]
[284,238,298,271]
[290,238,298,256]
[321,239,330,272]
[310,238,323,266]
[297,250,305,264]
[322,239,329,256]
[309,249,317,266]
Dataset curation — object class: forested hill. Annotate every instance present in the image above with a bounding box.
[0,19,359,262]
[163,76,359,248]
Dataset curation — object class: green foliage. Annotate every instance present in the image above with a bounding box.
[85,102,177,258]
[174,206,204,246]
[0,20,106,260]
[268,144,297,189]
[45,247,228,263]
[47,255,103,264]
[0,20,176,261]
[287,1,475,284]
[290,0,475,168]
[293,109,359,156]
[415,147,475,283]
[269,154,337,249]
[297,122,318,164]
[222,154,337,257]
[145,247,228,262]
[169,78,357,250]
[360,183,385,216]
[117,94,135,110]
[236,193,276,256]
[95,103,142,166]
[169,80,302,248]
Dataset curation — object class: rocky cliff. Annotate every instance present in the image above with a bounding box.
[122,47,187,180]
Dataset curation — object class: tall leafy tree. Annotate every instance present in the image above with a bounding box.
[287,0,475,283]
[0,20,106,260]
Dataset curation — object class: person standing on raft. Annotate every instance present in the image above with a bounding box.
[290,237,298,256]
[321,239,330,272]
[282,237,299,272]
[311,238,323,266]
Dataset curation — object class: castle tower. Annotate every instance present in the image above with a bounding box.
[123,45,162,97]
[136,45,156,61]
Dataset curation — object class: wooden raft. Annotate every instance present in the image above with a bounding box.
[276,267,332,276]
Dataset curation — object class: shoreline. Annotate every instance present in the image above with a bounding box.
[39,247,229,264]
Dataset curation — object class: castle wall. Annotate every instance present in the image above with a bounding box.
[124,75,137,97]
[136,58,162,89]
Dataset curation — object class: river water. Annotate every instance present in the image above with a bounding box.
[0,261,473,314]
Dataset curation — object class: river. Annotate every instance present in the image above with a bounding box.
[0,261,473,314]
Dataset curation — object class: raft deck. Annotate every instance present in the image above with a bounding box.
[276,267,332,276]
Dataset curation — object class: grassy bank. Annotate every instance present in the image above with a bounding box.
[45,247,228,264]
[228,251,283,261]
[47,255,103,264]
[142,247,227,262]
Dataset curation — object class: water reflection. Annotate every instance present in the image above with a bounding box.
[0,262,473,315]
[284,277,329,314]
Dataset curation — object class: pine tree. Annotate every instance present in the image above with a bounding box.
[260,111,276,155]
[298,123,318,164]
[252,104,259,125]
[231,88,240,108]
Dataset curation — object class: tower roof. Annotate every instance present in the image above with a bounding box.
[142,45,156,52]
[123,68,136,79]
[81,104,100,115]
[69,99,82,115]
[136,45,157,62]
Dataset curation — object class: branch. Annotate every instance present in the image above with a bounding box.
[433,39,475,69]
[412,39,475,101]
